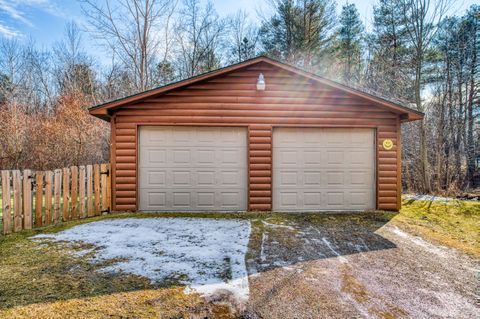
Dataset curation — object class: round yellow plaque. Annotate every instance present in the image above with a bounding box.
[383,139,394,150]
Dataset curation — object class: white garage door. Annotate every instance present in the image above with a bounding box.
[273,128,375,211]
[139,126,247,211]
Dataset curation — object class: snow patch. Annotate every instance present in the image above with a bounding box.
[390,227,450,258]
[403,194,478,202]
[322,237,348,263]
[260,232,268,262]
[262,220,296,230]
[33,218,251,302]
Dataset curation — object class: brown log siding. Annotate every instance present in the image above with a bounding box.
[110,62,401,211]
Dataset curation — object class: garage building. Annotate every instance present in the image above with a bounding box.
[89,56,423,212]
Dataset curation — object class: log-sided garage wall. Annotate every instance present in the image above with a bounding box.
[91,57,422,212]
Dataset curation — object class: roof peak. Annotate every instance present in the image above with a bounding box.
[89,56,423,122]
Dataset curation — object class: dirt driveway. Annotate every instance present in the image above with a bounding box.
[244,215,479,319]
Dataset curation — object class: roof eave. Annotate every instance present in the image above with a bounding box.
[88,56,424,123]
[89,107,111,121]
[88,56,271,114]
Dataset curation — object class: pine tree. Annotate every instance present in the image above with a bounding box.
[259,0,336,71]
[0,73,12,105]
[335,3,364,84]
[365,0,411,100]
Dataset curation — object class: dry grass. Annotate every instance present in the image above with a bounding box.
[393,198,480,256]
[0,289,234,319]
[0,216,240,318]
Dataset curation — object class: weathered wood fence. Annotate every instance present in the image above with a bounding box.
[1,164,111,235]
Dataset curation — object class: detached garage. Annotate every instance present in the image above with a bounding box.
[89,56,423,212]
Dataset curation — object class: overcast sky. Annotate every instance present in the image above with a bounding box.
[0,0,476,64]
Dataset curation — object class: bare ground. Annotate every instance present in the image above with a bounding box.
[244,217,479,319]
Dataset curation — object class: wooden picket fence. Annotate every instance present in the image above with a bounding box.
[1,164,111,235]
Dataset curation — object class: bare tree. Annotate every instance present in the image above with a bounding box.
[80,0,177,93]
[399,0,451,193]
[227,10,259,63]
[54,22,98,103]
[0,38,55,113]
[174,0,226,77]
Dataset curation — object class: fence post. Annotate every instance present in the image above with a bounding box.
[35,172,44,227]
[100,164,109,213]
[79,166,86,218]
[44,171,53,225]
[86,165,93,217]
[71,166,78,220]
[62,167,70,221]
[23,169,32,230]
[1,171,12,235]
[12,170,22,232]
[53,169,62,224]
[107,164,111,212]
[94,164,101,215]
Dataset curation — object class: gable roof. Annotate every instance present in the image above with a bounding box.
[89,56,424,122]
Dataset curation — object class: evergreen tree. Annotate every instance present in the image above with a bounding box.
[259,0,336,72]
[0,73,12,105]
[227,10,259,63]
[365,0,411,99]
[154,61,176,86]
[335,3,364,84]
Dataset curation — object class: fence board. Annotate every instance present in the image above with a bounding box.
[54,169,62,224]
[79,166,86,218]
[23,170,32,230]
[1,163,111,235]
[94,164,101,215]
[106,164,111,211]
[100,164,108,212]
[62,168,70,221]
[1,171,12,234]
[12,171,22,232]
[86,165,93,217]
[35,172,44,227]
[71,167,78,220]
[45,171,53,225]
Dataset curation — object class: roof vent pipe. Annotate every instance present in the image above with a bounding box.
[257,73,266,91]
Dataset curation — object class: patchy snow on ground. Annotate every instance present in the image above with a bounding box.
[34,218,251,302]
[389,226,451,258]
[403,193,478,202]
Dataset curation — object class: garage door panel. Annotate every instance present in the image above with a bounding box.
[147,191,166,208]
[276,170,300,186]
[147,171,167,187]
[220,170,243,186]
[273,169,373,189]
[172,170,191,186]
[273,128,375,211]
[197,150,215,164]
[273,190,374,211]
[278,192,298,207]
[303,151,322,165]
[326,150,345,165]
[304,171,321,185]
[275,148,372,169]
[304,192,322,206]
[197,171,216,185]
[326,171,344,185]
[139,126,247,211]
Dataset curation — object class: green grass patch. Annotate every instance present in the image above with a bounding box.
[394,198,480,256]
